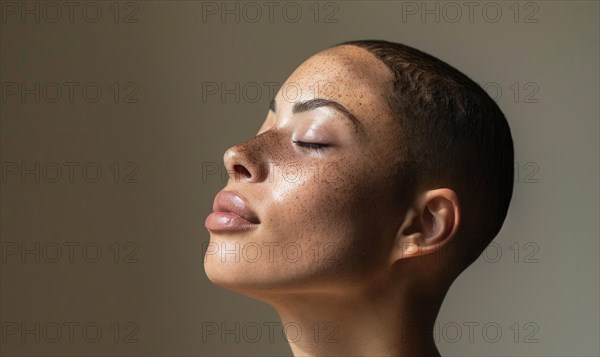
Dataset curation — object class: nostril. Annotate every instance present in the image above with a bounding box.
[233,164,252,179]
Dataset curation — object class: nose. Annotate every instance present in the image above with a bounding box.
[223,137,270,183]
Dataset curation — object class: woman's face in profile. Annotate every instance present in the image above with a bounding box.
[205,46,407,297]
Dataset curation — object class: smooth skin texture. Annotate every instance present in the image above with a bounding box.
[204,45,461,357]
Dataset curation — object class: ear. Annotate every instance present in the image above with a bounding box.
[390,188,461,264]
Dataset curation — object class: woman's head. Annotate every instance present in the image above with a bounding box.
[204,40,513,301]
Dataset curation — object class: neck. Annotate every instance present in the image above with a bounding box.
[264,277,444,357]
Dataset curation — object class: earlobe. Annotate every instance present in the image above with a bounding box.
[390,208,424,263]
[390,188,461,264]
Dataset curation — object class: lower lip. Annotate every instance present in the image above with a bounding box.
[205,212,259,231]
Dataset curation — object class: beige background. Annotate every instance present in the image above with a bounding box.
[1,1,598,356]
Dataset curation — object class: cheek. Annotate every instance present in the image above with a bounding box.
[267,159,356,230]
[262,158,388,270]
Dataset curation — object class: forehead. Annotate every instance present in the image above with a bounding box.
[276,45,397,131]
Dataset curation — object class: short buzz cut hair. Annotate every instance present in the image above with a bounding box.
[335,40,514,273]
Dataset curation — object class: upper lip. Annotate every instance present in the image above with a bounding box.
[212,190,260,224]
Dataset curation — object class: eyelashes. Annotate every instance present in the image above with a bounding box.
[292,140,329,153]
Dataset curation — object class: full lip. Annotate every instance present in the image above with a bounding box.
[212,190,260,224]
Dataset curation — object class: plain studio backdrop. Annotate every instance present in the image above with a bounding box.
[1,1,598,356]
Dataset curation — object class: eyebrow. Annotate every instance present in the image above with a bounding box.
[269,98,364,134]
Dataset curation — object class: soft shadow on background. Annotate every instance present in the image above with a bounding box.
[1,1,598,356]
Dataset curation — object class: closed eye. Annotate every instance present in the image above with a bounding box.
[292,141,329,152]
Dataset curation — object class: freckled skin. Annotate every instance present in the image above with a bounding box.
[204,45,405,296]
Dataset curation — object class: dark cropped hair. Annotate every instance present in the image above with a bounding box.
[336,40,514,272]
